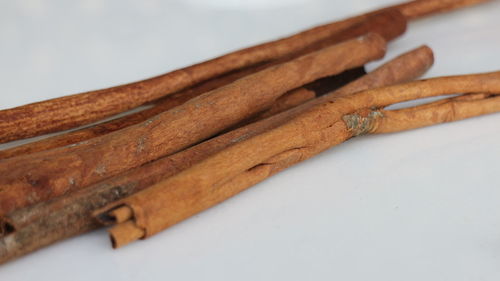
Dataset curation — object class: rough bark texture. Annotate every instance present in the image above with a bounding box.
[95,71,500,247]
[394,0,491,20]
[0,67,366,160]
[0,9,405,155]
[0,8,407,144]
[0,0,487,143]
[0,45,433,264]
[0,34,387,215]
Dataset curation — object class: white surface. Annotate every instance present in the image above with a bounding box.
[1,0,500,280]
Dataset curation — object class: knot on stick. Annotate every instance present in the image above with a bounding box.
[342,109,383,136]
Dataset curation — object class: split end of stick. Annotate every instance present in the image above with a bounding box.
[108,221,145,249]
[94,204,145,248]
[95,205,133,225]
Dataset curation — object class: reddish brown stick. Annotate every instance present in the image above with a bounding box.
[0,9,405,155]
[95,71,500,247]
[0,34,386,215]
[0,0,488,143]
[0,67,366,160]
[0,45,433,264]
[0,8,403,143]
[394,0,491,20]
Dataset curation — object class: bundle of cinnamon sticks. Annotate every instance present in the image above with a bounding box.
[0,0,497,264]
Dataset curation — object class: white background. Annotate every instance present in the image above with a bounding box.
[1,0,500,280]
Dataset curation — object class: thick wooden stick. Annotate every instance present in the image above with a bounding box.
[0,46,433,264]
[0,67,366,160]
[109,92,500,248]
[0,34,387,215]
[0,9,404,155]
[0,8,406,144]
[95,71,500,247]
[0,0,488,143]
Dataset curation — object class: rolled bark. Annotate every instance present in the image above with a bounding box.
[0,0,488,143]
[0,7,406,144]
[394,0,491,20]
[0,34,387,215]
[369,92,500,133]
[0,45,433,264]
[94,71,500,247]
[0,8,404,155]
[0,67,366,160]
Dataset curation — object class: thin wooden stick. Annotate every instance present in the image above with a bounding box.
[94,71,500,247]
[0,45,433,264]
[369,93,500,133]
[0,8,406,144]
[0,34,387,215]
[394,0,491,20]
[0,67,366,160]
[0,0,489,143]
[0,8,405,154]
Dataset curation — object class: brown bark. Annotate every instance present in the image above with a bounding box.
[0,6,407,144]
[0,67,365,160]
[0,45,433,264]
[1,0,487,143]
[369,93,500,133]
[0,8,404,155]
[94,71,500,247]
[0,34,387,215]
[394,0,491,20]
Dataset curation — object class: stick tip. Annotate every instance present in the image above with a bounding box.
[108,221,145,249]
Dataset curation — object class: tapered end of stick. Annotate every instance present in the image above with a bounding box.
[392,45,435,81]
[109,221,145,249]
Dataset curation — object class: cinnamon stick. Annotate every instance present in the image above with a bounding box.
[0,34,387,215]
[0,8,403,143]
[393,0,491,20]
[0,45,433,264]
[94,71,500,247]
[0,8,404,155]
[0,67,366,160]
[0,0,487,143]
[368,92,500,133]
